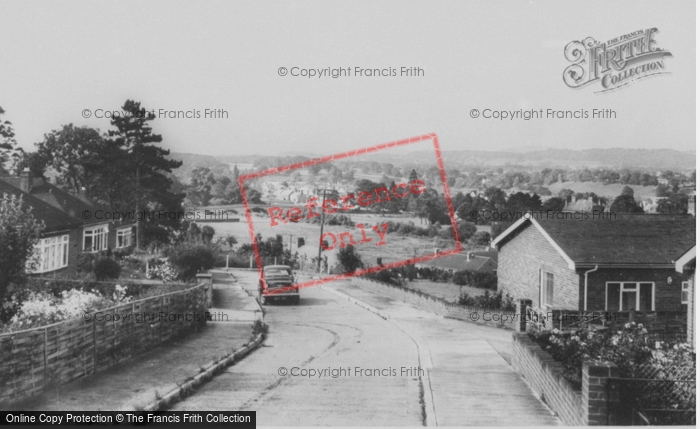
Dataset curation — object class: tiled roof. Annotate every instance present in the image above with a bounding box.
[0,180,82,233]
[416,251,469,270]
[494,214,695,266]
[0,177,132,227]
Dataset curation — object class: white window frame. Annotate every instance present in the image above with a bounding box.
[32,235,69,273]
[83,223,109,252]
[116,227,133,249]
[681,281,690,304]
[539,270,554,308]
[605,282,656,311]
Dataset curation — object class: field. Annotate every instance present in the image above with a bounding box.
[199,211,469,270]
[546,181,657,200]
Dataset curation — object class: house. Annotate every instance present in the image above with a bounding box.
[0,169,135,275]
[491,213,695,332]
[675,245,696,348]
[562,196,606,212]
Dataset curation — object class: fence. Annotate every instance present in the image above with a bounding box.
[608,365,696,426]
[0,282,208,406]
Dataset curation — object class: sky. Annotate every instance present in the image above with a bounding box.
[0,0,695,157]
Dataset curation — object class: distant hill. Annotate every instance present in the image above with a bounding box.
[369,147,695,171]
[169,147,695,178]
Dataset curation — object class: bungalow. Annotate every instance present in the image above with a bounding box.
[675,245,695,348]
[0,169,135,275]
[491,213,695,333]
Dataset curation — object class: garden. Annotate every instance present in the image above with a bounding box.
[0,221,233,334]
[528,321,695,424]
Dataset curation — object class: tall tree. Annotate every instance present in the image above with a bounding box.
[0,106,22,174]
[108,100,182,248]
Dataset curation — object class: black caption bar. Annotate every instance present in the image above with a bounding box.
[2,411,255,426]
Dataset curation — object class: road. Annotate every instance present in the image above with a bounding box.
[173,270,560,426]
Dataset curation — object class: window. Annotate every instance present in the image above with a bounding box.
[32,235,69,273]
[681,281,691,304]
[116,227,133,248]
[540,270,554,307]
[83,224,108,252]
[606,282,654,311]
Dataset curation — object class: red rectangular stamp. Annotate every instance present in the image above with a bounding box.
[238,133,462,293]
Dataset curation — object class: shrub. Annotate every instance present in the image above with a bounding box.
[528,322,696,390]
[337,245,363,272]
[458,290,515,312]
[2,286,131,333]
[164,243,217,280]
[146,261,179,283]
[77,252,98,273]
[93,257,121,281]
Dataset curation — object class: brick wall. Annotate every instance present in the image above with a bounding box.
[512,333,620,426]
[497,224,580,311]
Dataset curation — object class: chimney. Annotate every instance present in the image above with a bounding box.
[20,168,32,193]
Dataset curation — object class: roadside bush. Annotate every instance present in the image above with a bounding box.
[337,245,363,272]
[164,243,218,280]
[458,290,515,312]
[93,257,121,281]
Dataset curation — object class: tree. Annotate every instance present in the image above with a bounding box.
[610,194,644,214]
[108,100,183,248]
[457,221,477,243]
[0,194,43,305]
[657,194,689,215]
[469,231,491,247]
[337,245,363,272]
[186,167,216,207]
[542,197,566,212]
[0,107,22,175]
[621,186,635,197]
[36,124,106,196]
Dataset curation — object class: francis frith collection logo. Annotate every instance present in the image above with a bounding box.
[563,28,672,93]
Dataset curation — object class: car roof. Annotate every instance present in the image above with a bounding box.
[264,265,292,270]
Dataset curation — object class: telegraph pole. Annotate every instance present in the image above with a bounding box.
[316,187,333,273]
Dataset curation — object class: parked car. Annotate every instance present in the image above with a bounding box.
[259,265,300,305]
